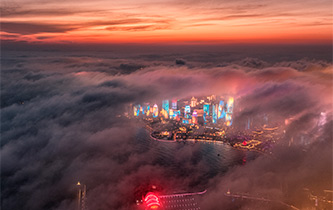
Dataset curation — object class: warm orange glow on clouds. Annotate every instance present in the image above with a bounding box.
[1,0,332,44]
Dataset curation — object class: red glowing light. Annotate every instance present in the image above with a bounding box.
[144,192,161,209]
[243,141,247,146]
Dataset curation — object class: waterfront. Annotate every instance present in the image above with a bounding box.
[134,127,260,189]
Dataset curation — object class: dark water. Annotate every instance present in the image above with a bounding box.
[133,127,259,191]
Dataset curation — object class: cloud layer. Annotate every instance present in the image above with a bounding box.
[1,0,332,43]
[1,48,332,210]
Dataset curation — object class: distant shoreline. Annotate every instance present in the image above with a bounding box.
[149,131,268,155]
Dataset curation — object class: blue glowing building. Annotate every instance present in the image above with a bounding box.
[203,104,209,122]
[184,105,191,119]
[212,104,217,124]
[171,100,178,110]
[162,100,169,114]
[218,100,226,120]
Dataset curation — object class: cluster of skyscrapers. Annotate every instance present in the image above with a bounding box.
[133,95,234,126]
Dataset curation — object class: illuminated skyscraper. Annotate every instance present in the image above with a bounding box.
[171,100,178,109]
[133,106,138,116]
[190,97,197,107]
[146,105,151,116]
[212,104,217,124]
[162,100,170,118]
[203,104,210,122]
[225,114,232,126]
[218,100,226,120]
[169,109,174,119]
[133,105,141,116]
[184,105,191,119]
[140,105,145,115]
[174,110,181,121]
[192,110,198,124]
[226,97,234,126]
[152,104,159,118]
[131,95,234,126]
[227,97,234,113]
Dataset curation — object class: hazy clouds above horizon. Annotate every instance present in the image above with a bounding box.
[1,48,332,210]
[1,0,332,43]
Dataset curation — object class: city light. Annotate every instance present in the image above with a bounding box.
[153,104,159,118]
[144,192,161,209]
[132,95,234,127]
[129,95,283,153]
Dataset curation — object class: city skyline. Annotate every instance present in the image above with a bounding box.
[132,95,234,126]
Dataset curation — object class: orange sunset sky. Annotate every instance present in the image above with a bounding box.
[1,0,332,44]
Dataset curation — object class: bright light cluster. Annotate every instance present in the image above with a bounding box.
[144,192,161,209]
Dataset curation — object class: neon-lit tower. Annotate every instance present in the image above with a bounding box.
[152,104,159,118]
[184,105,191,119]
[203,104,209,122]
[225,97,234,126]
[162,100,169,118]
[212,104,217,124]
[218,100,226,120]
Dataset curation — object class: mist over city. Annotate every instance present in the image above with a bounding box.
[1,45,332,210]
[1,0,333,209]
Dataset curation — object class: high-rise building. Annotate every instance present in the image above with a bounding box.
[225,114,232,126]
[169,109,174,119]
[192,110,198,124]
[146,105,151,116]
[218,100,226,120]
[190,97,197,107]
[133,105,141,116]
[203,104,210,122]
[152,104,159,118]
[171,100,178,110]
[174,110,181,121]
[184,105,191,119]
[226,97,234,126]
[140,105,145,115]
[212,104,218,124]
[162,100,170,118]
[130,95,234,127]
[227,97,234,113]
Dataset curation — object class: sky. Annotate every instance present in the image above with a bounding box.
[1,0,332,44]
